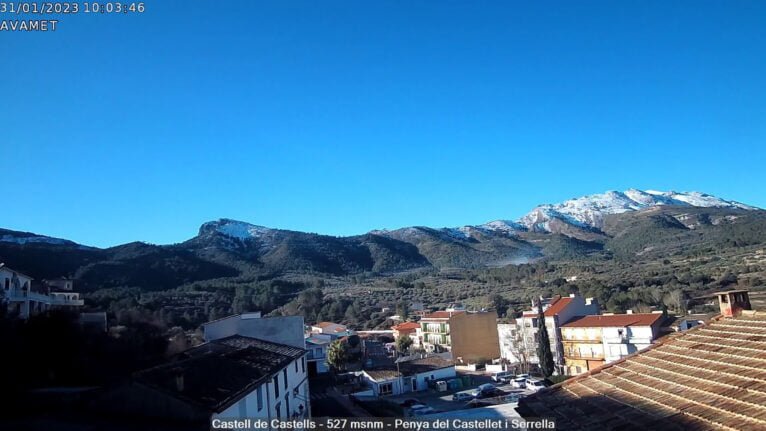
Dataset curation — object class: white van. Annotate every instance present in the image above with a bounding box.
[491,371,513,382]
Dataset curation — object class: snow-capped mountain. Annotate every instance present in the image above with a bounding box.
[513,189,755,233]
[0,229,82,247]
[199,218,273,240]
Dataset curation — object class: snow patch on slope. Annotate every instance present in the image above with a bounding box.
[202,219,272,240]
[0,234,74,246]
[516,189,757,232]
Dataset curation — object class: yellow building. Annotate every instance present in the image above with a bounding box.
[560,326,605,375]
[418,310,500,364]
[560,313,665,375]
[450,311,501,364]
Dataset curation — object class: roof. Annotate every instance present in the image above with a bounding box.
[305,336,331,345]
[561,313,664,328]
[312,322,346,332]
[392,322,420,331]
[421,310,465,320]
[135,335,305,413]
[363,356,455,382]
[0,264,34,280]
[518,311,766,430]
[544,296,573,317]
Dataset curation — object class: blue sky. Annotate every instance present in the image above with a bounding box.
[2,1,765,247]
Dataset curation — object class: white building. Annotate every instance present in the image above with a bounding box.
[360,356,456,396]
[497,323,519,364]
[514,294,600,374]
[102,314,311,425]
[203,312,305,348]
[310,321,354,338]
[305,333,332,376]
[560,312,665,375]
[1,264,83,319]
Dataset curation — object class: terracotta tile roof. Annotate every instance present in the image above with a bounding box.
[544,296,572,317]
[392,322,420,331]
[518,312,766,430]
[562,313,664,328]
[422,310,465,320]
[314,321,343,328]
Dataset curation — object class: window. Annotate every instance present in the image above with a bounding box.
[721,295,728,303]
[283,369,288,389]
[275,402,281,418]
[257,386,263,411]
[379,383,393,395]
[302,357,306,373]
[285,394,290,417]
[295,360,298,372]
[274,375,280,397]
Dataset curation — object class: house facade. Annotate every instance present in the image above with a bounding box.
[560,312,665,375]
[497,323,520,364]
[305,334,331,376]
[361,356,456,396]
[1,264,83,319]
[418,310,461,351]
[450,311,500,364]
[392,321,420,346]
[514,294,600,375]
[418,310,501,363]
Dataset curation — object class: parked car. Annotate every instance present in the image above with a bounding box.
[471,383,496,397]
[526,379,548,392]
[491,371,513,382]
[409,404,428,411]
[399,398,421,407]
[503,393,523,403]
[453,392,475,401]
[411,407,436,416]
[511,377,527,389]
[477,388,507,399]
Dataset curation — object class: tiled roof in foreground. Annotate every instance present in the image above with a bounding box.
[518,311,766,431]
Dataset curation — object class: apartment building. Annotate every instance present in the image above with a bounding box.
[417,310,500,363]
[560,311,665,375]
[514,294,600,374]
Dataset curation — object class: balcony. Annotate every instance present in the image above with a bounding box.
[564,351,605,360]
[51,297,84,306]
[562,337,603,343]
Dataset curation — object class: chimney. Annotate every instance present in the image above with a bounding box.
[716,290,752,318]
[626,309,633,315]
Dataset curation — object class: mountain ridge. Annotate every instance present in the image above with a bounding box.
[0,189,763,290]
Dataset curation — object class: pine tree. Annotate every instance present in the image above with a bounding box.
[395,335,413,354]
[536,298,555,378]
[327,340,349,372]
